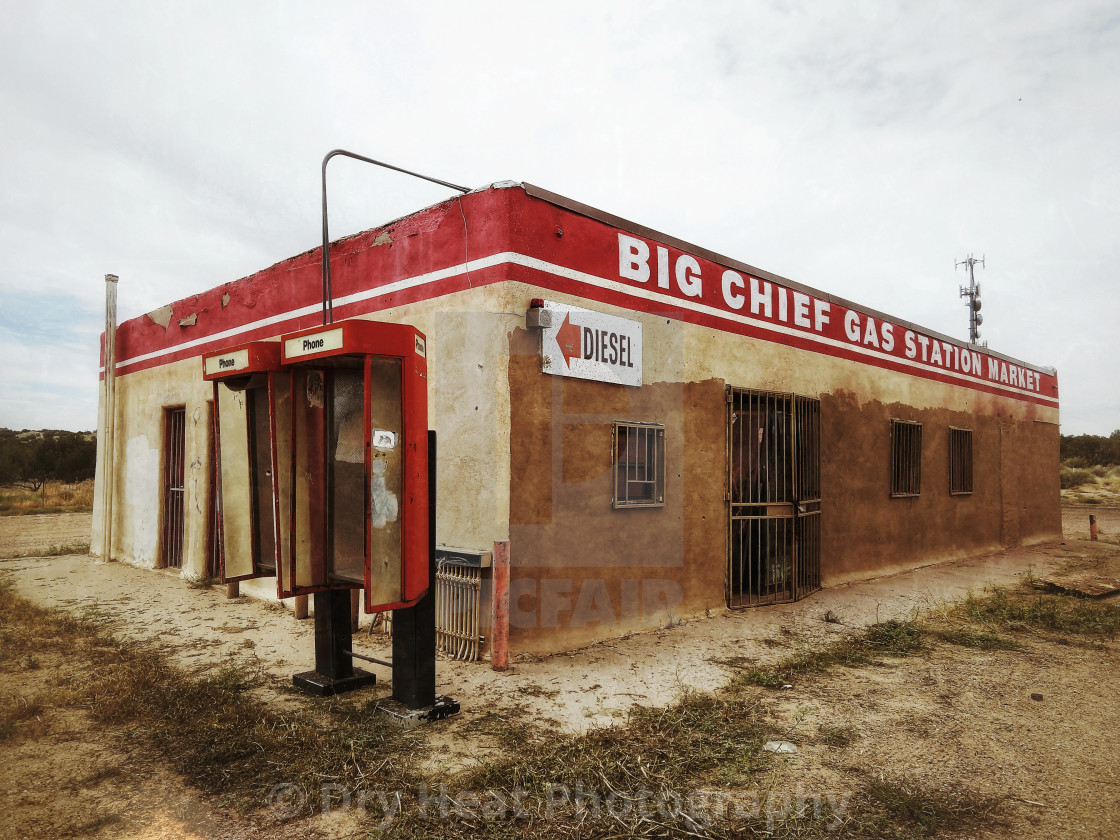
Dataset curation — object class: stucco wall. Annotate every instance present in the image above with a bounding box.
[96,285,521,584]
[504,283,1060,655]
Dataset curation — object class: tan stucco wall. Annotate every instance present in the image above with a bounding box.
[94,284,522,583]
[503,282,1060,655]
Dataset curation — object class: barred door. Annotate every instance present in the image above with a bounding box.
[727,389,821,606]
[162,407,186,569]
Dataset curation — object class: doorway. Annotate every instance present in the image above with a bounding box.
[162,406,187,569]
[727,388,821,606]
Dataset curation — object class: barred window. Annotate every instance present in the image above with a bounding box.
[890,419,922,498]
[612,422,665,508]
[949,427,973,495]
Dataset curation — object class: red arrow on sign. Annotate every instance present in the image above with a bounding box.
[556,312,582,368]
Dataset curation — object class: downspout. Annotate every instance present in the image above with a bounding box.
[101,273,118,560]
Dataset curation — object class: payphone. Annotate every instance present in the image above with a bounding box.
[279,319,429,611]
[203,320,445,708]
[203,341,285,584]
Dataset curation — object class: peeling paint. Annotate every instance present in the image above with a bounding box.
[147,305,173,329]
[221,293,230,307]
[179,313,198,327]
[373,231,392,246]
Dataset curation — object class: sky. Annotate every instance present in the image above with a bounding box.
[0,0,1117,435]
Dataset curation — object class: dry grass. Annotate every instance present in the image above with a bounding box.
[952,582,1120,640]
[733,618,926,689]
[3,573,1086,839]
[858,775,1006,838]
[0,479,94,515]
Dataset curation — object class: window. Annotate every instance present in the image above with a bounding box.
[612,422,665,508]
[890,419,922,497]
[949,427,973,495]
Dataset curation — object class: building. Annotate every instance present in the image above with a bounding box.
[91,181,1061,657]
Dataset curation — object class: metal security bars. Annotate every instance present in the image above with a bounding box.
[793,396,822,599]
[612,422,665,508]
[727,389,821,607]
[162,407,187,569]
[949,427,973,495]
[890,419,922,498]
[383,561,485,661]
[435,562,484,661]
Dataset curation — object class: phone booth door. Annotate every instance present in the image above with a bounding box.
[203,342,284,583]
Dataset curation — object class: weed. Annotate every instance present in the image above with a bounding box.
[734,619,923,688]
[0,694,45,741]
[823,610,842,624]
[69,813,123,835]
[956,585,1120,639]
[934,629,1021,650]
[515,684,560,699]
[862,619,926,654]
[817,723,856,748]
[861,775,1004,837]
[76,765,125,789]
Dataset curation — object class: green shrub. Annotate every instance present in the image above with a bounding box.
[1060,467,1095,489]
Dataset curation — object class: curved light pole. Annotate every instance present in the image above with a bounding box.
[320,150,471,325]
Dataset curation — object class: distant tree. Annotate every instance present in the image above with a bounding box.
[1060,431,1120,466]
[0,429,97,487]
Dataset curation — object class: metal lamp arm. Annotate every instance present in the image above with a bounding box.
[320,149,471,325]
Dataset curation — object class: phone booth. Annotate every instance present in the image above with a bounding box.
[280,319,429,607]
[203,342,285,585]
[201,321,453,716]
[279,319,435,699]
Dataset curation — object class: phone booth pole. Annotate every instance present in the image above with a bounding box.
[391,431,438,707]
[381,431,460,723]
[296,590,377,695]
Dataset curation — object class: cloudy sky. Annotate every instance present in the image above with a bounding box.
[1,0,1116,434]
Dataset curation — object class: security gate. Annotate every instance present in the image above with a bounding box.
[727,388,821,606]
[162,407,186,569]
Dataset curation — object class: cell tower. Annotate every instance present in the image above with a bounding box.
[956,254,985,345]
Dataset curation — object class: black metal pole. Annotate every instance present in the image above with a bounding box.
[391,430,438,709]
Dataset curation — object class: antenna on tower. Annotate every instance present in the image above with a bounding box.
[956,254,986,346]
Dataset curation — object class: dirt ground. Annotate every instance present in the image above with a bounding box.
[1,508,1119,839]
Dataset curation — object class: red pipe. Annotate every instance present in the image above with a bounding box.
[1090,515,1098,541]
[492,540,510,671]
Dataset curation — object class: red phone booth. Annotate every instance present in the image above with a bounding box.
[203,321,449,711]
[279,319,430,612]
[202,341,285,584]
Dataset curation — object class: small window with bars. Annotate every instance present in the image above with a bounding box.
[612,422,665,508]
[948,427,973,495]
[890,418,922,498]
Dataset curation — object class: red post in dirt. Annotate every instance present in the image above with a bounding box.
[1090,515,1098,541]
[492,540,510,671]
